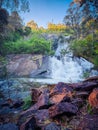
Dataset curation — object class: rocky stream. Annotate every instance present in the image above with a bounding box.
[0,34,98,130]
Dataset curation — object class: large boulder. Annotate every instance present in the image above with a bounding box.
[20,109,49,130]
[49,102,78,118]
[50,82,73,96]
[6,54,43,77]
[37,89,50,109]
[49,82,73,104]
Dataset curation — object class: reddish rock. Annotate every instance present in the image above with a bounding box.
[49,82,73,104]
[50,92,72,104]
[49,102,78,118]
[50,82,73,96]
[88,88,98,108]
[77,114,98,130]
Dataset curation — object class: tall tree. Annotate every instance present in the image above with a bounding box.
[8,11,23,31]
[0,0,29,12]
[0,0,29,55]
[64,3,82,39]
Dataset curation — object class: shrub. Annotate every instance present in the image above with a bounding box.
[70,34,98,68]
[2,33,52,55]
[22,95,32,110]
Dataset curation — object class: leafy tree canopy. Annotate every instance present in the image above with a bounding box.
[0,0,29,12]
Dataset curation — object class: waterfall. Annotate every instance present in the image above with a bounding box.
[49,36,97,83]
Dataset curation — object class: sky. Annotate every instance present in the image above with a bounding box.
[21,0,72,28]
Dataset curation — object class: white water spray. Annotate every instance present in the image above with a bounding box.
[49,36,95,83]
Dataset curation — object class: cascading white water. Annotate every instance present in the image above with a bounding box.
[49,36,96,83]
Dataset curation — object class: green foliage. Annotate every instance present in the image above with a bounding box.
[5,32,21,42]
[2,33,52,55]
[24,26,31,36]
[70,34,98,67]
[93,56,98,67]
[22,95,32,110]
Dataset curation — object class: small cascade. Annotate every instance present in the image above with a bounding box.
[49,36,96,83]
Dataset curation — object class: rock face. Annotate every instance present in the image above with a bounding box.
[49,102,78,118]
[6,54,44,77]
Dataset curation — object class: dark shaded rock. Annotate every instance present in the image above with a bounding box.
[49,102,78,118]
[1,99,24,109]
[72,98,84,108]
[20,109,49,130]
[69,118,80,130]
[31,69,48,78]
[0,107,12,115]
[1,103,10,107]
[88,88,98,108]
[20,117,41,130]
[84,76,98,82]
[34,109,49,127]
[75,91,89,98]
[44,122,61,130]
[0,123,18,130]
[10,100,24,108]
[74,82,98,91]
[77,114,98,130]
